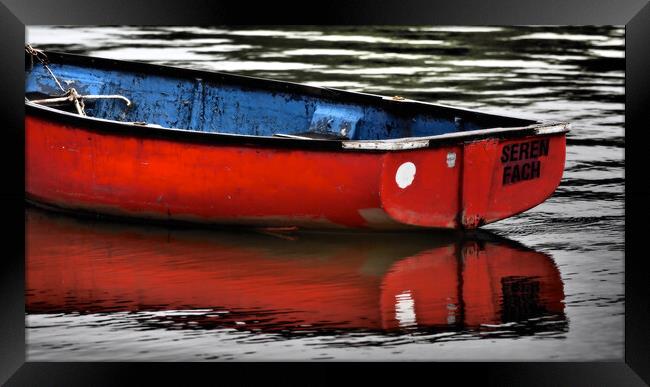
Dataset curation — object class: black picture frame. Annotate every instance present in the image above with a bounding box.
[1,1,648,385]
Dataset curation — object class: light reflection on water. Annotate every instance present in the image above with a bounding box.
[25,25,624,361]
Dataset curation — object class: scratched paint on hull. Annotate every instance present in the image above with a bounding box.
[25,52,537,142]
[24,52,568,230]
[26,113,567,230]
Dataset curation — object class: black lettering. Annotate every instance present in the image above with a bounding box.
[530,140,539,158]
[503,165,512,184]
[511,164,520,183]
[501,145,510,163]
[531,160,541,179]
[521,163,530,179]
[502,141,546,185]
[519,142,529,160]
[539,138,549,157]
[510,143,519,162]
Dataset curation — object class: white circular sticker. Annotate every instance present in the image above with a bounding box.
[395,162,416,189]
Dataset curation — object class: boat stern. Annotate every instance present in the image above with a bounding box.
[460,126,568,228]
[377,123,569,230]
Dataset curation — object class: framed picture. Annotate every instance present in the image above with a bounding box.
[1,0,648,385]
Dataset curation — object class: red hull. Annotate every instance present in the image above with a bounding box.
[26,114,567,230]
[26,210,565,332]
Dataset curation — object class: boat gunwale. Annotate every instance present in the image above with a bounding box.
[25,51,570,152]
[26,101,569,152]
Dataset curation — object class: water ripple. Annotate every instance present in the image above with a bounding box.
[25,25,624,362]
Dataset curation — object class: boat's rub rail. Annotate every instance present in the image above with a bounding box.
[26,101,569,152]
[342,139,431,151]
[341,123,571,151]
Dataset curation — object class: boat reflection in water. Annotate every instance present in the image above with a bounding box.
[26,207,567,339]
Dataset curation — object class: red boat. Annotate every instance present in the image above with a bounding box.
[26,208,566,333]
[25,47,569,230]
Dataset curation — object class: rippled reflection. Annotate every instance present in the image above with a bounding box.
[27,207,566,341]
[25,25,623,360]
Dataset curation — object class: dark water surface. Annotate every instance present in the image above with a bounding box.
[25,26,624,361]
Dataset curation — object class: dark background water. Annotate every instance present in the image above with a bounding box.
[25,26,624,361]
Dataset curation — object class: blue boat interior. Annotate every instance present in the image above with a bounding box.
[25,56,536,140]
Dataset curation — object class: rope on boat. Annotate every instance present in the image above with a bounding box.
[30,88,87,116]
[25,44,132,117]
[26,44,66,93]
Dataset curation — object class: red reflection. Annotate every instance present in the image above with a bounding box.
[26,208,565,333]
